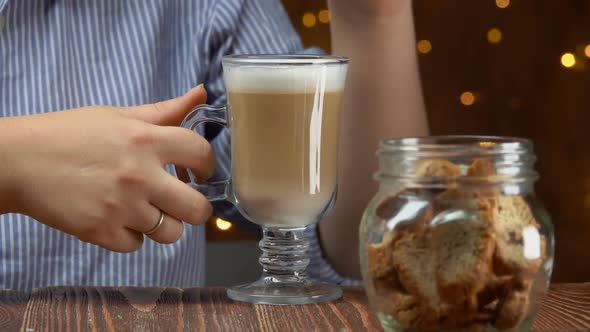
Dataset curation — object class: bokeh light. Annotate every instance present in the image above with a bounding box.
[487,28,503,44]
[584,45,590,58]
[561,53,576,68]
[495,0,510,9]
[215,218,232,231]
[318,9,330,24]
[417,40,432,54]
[460,91,476,106]
[302,12,317,28]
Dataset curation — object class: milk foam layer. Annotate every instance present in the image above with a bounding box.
[223,64,347,93]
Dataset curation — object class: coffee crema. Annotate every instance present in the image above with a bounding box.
[225,65,346,227]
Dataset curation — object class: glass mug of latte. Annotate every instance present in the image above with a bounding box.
[180,55,349,304]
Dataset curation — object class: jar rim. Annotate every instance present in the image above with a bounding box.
[375,135,538,189]
[379,135,532,154]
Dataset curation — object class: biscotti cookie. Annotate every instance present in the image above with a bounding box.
[415,159,462,178]
[392,230,441,310]
[434,187,493,214]
[492,195,545,276]
[376,290,422,327]
[467,158,496,177]
[476,274,514,309]
[434,217,495,308]
[367,231,396,278]
[466,158,501,199]
[390,230,478,331]
[431,183,497,308]
[493,285,531,330]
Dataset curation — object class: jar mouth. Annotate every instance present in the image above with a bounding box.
[376,135,538,189]
[380,135,532,155]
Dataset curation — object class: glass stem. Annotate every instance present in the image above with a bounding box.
[258,226,310,283]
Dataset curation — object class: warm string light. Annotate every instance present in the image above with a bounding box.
[215,218,232,231]
[487,28,502,44]
[411,7,585,106]
[318,9,330,24]
[561,53,576,68]
[302,10,330,28]
[300,5,587,106]
[301,12,316,28]
[495,0,510,9]
[460,91,476,106]
[417,40,432,54]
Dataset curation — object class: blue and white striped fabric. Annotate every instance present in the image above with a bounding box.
[0,0,358,290]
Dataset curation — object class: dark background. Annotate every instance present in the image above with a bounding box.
[206,0,590,284]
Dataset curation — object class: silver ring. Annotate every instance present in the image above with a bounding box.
[145,210,165,235]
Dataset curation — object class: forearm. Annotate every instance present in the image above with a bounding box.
[0,117,26,214]
[330,2,427,135]
[320,2,428,278]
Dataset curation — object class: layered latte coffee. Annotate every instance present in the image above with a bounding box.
[224,64,346,227]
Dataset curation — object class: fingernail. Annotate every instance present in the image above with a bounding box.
[186,84,204,95]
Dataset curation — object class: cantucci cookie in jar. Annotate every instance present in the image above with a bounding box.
[359,136,554,332]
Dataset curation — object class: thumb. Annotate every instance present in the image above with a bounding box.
[122,85,207,126]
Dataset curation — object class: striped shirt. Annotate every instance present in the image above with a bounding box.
[0,0,357,290]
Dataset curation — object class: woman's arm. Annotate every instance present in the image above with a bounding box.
[0,117,24,214]
[320,0,429,278]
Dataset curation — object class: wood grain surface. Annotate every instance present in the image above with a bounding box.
[532,283,590,332]
[17,287,381,331]
[0,284,588,331]
[0,290,29,331]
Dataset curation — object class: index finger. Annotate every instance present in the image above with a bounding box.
[153,126,216,180]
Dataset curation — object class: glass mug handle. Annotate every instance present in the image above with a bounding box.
[180,104,229,201]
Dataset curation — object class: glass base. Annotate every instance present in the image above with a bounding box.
[227,276,342,305]
[227,226,342,305]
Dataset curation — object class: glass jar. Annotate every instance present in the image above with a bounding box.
[359,136,554,332]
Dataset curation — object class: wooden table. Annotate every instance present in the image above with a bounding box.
[0,284,588,331]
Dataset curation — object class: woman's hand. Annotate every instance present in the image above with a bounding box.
[0,86,213,252]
